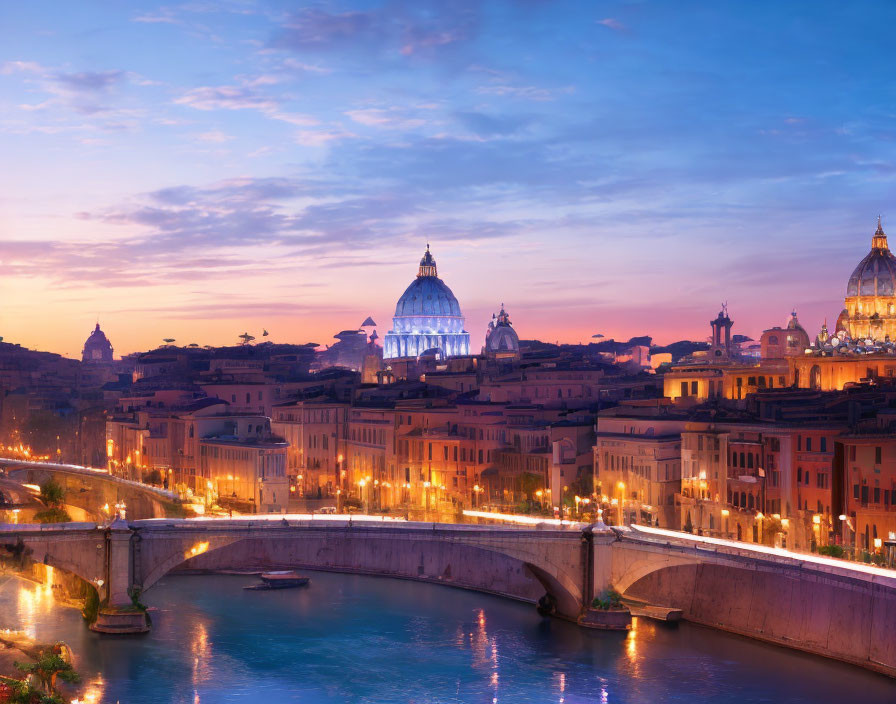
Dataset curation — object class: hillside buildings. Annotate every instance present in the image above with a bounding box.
[1,236,894,564]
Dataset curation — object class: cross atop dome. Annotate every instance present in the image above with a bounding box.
[418,244,438,277]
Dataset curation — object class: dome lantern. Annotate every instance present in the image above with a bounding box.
[872,215,889,251]
[418,244,438,277]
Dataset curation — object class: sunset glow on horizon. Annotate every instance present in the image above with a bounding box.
[3,1,896,357]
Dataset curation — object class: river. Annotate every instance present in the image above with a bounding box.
[0,571,892,703]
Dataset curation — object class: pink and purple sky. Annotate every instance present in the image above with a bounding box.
[2,1,895,357]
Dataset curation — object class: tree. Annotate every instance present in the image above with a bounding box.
[38,481,64,508]
[34,481,70,524]
[518,472,542,500]
[7,678,65,704]
[15,645,80,699]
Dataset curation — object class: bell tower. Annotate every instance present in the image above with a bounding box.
[709,305,733,360]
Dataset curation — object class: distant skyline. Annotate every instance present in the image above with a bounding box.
[3,1,896,357]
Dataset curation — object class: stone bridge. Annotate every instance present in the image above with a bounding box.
[1,459,183,520]
[0,518,894,677]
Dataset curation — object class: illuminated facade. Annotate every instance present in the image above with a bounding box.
[664,309,788,402]
[839,217,896,341]
[383,246,470,360]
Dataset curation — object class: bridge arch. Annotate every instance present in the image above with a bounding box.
[0,529,106,599]
[131,524,587,620]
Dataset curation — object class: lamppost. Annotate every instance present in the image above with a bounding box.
[812,513,822,551]
[721,508,730,539]
[616,481,626,525]
[755,512,764,544]
[336,454,345,513]
[472,484,483,509]
[358,478,368,514]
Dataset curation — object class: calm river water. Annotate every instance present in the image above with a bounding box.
[0,571,893,703]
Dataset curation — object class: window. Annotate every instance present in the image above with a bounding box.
[806,437,812,452]
[691,381,698,395]
[876,447,883,464]
[681,382,688,397]
[820,437,827,452]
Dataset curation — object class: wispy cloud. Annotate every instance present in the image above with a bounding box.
[597,18,627,33]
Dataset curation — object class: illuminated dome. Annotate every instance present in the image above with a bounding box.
[846,219,896,296]
[394,249,462,317]
[383,246,470,360]
[840,217,896,341]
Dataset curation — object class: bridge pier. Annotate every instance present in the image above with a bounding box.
[90,519,149,634]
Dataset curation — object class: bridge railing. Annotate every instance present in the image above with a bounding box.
[0,458,179,502]
[129,513,582,533]
[626,524,896,585]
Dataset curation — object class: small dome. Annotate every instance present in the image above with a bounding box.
[846,219,896,297]
[786,311,806,333]
[485,305,520,355]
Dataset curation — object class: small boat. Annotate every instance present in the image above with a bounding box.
[244,570,310,590]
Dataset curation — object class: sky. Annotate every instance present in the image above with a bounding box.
[2,1,896,357]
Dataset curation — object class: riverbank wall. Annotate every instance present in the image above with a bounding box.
[624,560,896,678]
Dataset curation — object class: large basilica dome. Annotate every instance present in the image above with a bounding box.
[838,218,896,340]
[82,322,114,363]
[383,246,470,360]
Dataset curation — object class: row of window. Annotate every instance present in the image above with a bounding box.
[852,484,895,507]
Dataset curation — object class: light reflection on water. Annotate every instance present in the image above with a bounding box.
[0,571,893,703]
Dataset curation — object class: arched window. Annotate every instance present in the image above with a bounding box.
[809,365,822,390]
